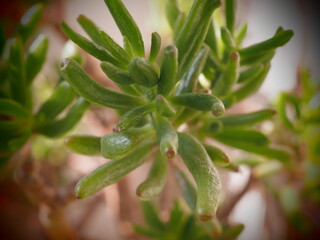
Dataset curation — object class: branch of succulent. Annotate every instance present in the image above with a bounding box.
[0,4,88,164]
[61,0,293,223]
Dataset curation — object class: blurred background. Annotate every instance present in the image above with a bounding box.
[0,0,319,239]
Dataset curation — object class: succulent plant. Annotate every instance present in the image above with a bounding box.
[0,4,88,165]
[61,0,293,222]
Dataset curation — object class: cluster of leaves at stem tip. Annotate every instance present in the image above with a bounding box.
[0,4,88,165]
[274,68,320,233]
[135,200,244,240]
[61,0,293,222]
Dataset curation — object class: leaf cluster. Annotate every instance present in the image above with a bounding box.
[272,69,320,234]
[0,4,88,164]
[61,0,293,223]
[135,201,244,240]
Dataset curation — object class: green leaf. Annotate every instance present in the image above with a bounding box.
[35,81,75,122]
[128,57,159,87]
[175,0,221,79]
[8,128,31,151]
[213,129,270,147]
[37,97,89,138]
[213,136,290,163]
[77,14,130,64]
[178,133,221,221]
[99,31,130,65]
[177,18,215,80]
[175,46,209,95]
[65,135,101,156]
[8,37,27,107]
[113,83,141,96]
[134,84,156,100]
[100,126,151,160]
[181,215,212,240]
[104,0,145,57]
[173,12,186,40]
[156,95,176,118]
[171,93,225,116]
[237,64,263,83]
[136,151,167,200]
[227,63,271,105]
[100,61,134,85]
[173,108,201,128]
[167,201,185,232]
[61,21,122,67]
[0,99,30,120]
[202,52,222,81]
[141,201,166,231]
[175,170,197,212]
[203,118,223,134]
[60,58,146,109]
[75,141,154,199]
[240,49,275,66]
[149,32,161,63]
[0,120,25,138]
[235,23,247,46]
[299,67,314,101]
[211,108,277,128]
[77,14,104,46]
[214,224,244,240]
[213,51,239,96]
[205,21,219,58]
[155,114,178,158]
[158,44,178,96]
[123,35,134,57]
[220,27,235,50]
[113,103,155,132]
[16,4,44,42]
[225,0,236,34]
[238,29,293,56]
[276,92,300,131]
[203,144,230,167]
[165,0,181,30]
[25,34,48,84]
